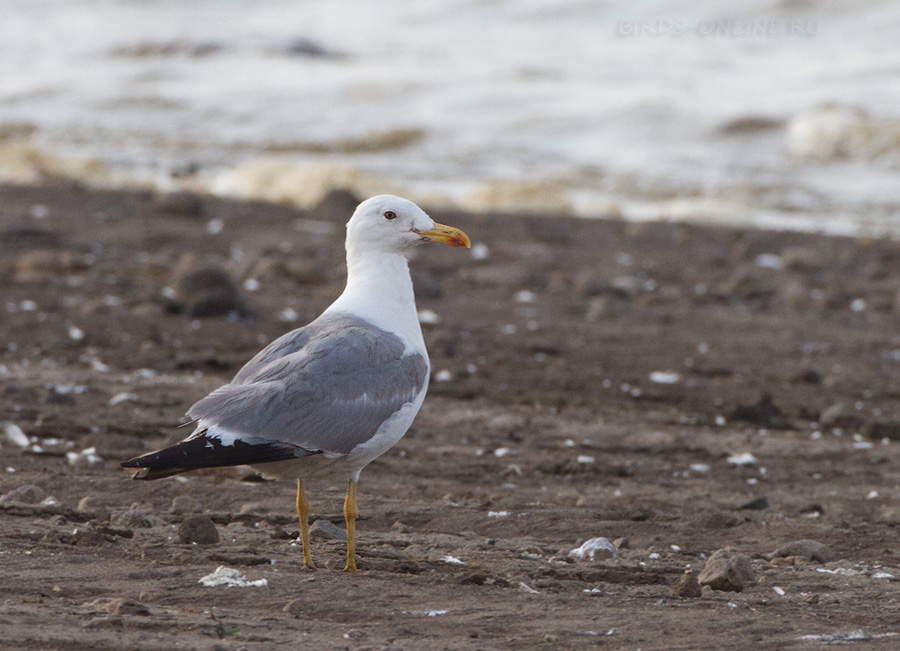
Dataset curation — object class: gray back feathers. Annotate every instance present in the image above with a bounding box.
[187,313,429,455]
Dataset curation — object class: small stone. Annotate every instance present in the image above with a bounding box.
[672,571,702,598]
[820,402,862,429]
[781,246,823,272]
[169,495,203,515]
[697,549,756,592]
[238,502,269,515]
[867,421,900,441]
[0,484,47,505]
[613,537,630,550]
[172,262,250,318]
[704,513,742,529]
[46,385,76,404]
[309,519,345,541]
[269,526,293,540]
[403,543,429,559]
[726,394,786,428]
[178,514,219,545]
[313,188,362,220]
[14,250,87,282]
[155,191,204,217]
[769,556,797,567]
[586,295,629,320]
[188,290,248,318]
[739,497,770,510]
[770,539,833,564]
[105,598,150,616]
[76,496,108,521]
[82,615,122,630]
[718,265,774,300]
[111,510,157,529]
[391,521,413,534]
[72,529,110,546]
[791,369,822,385]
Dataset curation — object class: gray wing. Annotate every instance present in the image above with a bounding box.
[230,321,316,385]
[187,314,429,455]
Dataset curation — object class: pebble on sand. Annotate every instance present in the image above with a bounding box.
[111,510,158,529]
[770,539,834,564]
[178,514,220,545]
[84,597,151,617]
[0,484,47,505]
[309,519,345,541]
[739,496,770,510]
[672,571,703,598]
[169,495,203,515]
[172,263,250,318]
[697,549,756,592]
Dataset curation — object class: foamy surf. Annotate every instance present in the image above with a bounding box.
[2,1,900,236]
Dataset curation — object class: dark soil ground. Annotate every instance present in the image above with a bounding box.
[2,182,900,649]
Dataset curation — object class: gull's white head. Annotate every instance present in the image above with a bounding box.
[345,195,470,258]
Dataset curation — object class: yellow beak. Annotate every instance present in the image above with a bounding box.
[416,222,471,248]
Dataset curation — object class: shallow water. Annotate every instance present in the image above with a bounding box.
[2,0,899,235]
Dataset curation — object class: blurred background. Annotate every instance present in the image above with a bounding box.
[2,0,899,233]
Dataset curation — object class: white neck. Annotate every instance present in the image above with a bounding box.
[323,250,427,357]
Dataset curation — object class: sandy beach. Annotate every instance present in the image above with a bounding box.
[2,182,900,648]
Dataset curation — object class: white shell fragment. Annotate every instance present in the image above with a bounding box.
[66,447,103,466]
[4,423,30,448]
[404,609,448,617]
[727,452,758,466]
[109,392,138,406]
[514,290,536,303]
[417,309,440,324]
[470,243,490,260]
[199,566,268,588]
[755,253,784,269]
[569,537,618,561]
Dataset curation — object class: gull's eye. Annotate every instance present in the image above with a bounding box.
[383,210,397,220]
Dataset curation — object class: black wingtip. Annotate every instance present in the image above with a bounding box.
[119,433,303,481]
[120,455,187,480]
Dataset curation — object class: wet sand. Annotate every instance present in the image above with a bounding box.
[2,183,900,649]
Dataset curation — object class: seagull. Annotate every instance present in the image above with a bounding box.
[121,195,470,573]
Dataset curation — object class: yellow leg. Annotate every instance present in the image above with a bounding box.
[343,480,359,573]
[296,479,314,570]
